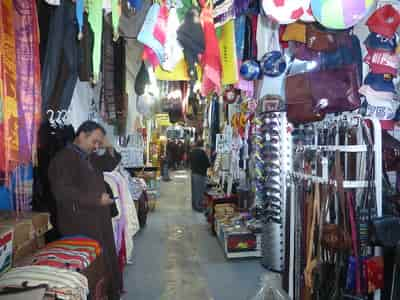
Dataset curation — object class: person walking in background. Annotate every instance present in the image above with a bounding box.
[189,139,210,212]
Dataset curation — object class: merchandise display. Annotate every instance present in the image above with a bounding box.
[0,0,399,299]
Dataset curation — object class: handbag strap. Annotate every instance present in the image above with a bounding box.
[348,191,362,295]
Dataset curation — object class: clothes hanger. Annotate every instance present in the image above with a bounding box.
[46,109,57,128]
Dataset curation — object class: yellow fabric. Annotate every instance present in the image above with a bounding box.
[155,59,202,81]
[282,22,306,43]
[218,20,238,85]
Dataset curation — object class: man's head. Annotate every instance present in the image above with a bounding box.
[196,139,204,148]
[75,121,106,154]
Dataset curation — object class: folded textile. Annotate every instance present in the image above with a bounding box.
[0,266,88,300]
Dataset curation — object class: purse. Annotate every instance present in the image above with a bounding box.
[321,151,352,252]
[285,72,325,124]
[382,130,400,172]
[308,64,361,114]
[306,24,337,52]
[369,216,400,248]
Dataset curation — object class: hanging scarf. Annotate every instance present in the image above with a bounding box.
[32,0,42,161]
[87,0,103,83]
[111,0,120,39]
[218,20,238,85]
[0,0,19,175]
[13,0,37,163]
[200,2,221,96]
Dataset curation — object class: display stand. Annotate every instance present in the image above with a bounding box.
[214,218,262,259]
[287,114,383,300]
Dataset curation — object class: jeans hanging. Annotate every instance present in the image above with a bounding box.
[41,0,78,114]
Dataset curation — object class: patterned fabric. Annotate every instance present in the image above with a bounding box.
[0,0,19,175]
[14,0,41,163]
[0,265,89,300]
[47,237,102,258]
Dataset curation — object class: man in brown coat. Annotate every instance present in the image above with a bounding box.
[48,121,122,300]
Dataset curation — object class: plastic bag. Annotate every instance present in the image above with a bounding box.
[250,272,290,300]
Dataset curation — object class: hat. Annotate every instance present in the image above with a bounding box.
[262,0,312,24]
[365,32,397,53]
[364,73,395,93]
[260,51,287,77]
[361,95,399,120]
[177,8,205,80]
[311,0,375,29]
[367,4,400,38]
[240,60,261,81]
[364,48,399,76]
[359,84,396,101]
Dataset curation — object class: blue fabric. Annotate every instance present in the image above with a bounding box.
[364,73,395,93]
[0,187,12,210]
[235,15,245,61]
[365,33,397,53]
[76,0,84,35]
[128,0,142,10]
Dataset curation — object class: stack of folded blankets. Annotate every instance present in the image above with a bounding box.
[360,4,400,127]
[0,236,101,300]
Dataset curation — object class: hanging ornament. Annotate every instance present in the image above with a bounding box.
[262,0,312,24]
[311,0,376,30]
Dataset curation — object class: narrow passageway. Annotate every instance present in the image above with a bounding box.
[124,170,264,300]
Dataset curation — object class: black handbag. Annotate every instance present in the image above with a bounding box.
[370,216,400,248]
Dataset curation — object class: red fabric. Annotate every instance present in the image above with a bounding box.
[251,15,258,59]
[279,25,289,49]
[153,3,168,45]
[364,256,384,293]
[367,4,400,38]
[200,5,221,96]
[364,48,399,75]
[143,46,160,67]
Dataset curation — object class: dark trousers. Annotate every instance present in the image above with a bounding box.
[41,0,78,114]
[191,173,206,211]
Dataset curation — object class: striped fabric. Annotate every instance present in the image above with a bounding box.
[0,265,89,300]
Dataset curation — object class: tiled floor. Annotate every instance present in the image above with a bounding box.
[123,170,265,300]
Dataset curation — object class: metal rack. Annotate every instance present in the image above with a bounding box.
[287,114,383,300]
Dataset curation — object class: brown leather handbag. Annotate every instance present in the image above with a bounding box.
[286,72,325,124]
[306,24,351,52]
[321,151,352,252]
[382,130,400,172]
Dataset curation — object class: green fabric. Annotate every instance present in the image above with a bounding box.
[112,0,120,38]
[216,27,222,39]
[177,0,195,22]
[87,0,103,82]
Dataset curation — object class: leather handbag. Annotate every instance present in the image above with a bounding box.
[285,72,325,124]
[309,64,361,114]
[382,130,400,172]
[370,216,400,248]
[321,151,352,252]
[306,24,351,52]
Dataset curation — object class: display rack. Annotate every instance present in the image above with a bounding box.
[287,114,383,300]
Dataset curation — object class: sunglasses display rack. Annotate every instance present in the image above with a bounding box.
[253,111,290,272]
[285,114,383,300]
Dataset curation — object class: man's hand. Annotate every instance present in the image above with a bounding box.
[100,193,113,206]
[102,137,115,157]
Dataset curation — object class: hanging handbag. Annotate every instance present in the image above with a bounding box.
[382,130,400,172]
[321,151,352,252]
[309,64,361,114]
[285,71,325,124]
[369,216,400,248]
[306,24,338,51]
[304,183,321,299]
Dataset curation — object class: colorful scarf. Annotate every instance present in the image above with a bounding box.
[200,3,221,96]
[0,0,19,175]
[13,0,37,163]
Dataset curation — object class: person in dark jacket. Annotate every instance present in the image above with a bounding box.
[48,121,122,300]
[189,139,210,212]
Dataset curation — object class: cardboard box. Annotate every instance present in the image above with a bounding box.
[0,226,13,275]
[214,203,236,218]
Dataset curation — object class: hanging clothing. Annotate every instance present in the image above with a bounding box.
[87,0,103,83]
[33,121,75,236]
[48,144,122,300]
[14,0,42,163]
[200,3,221,96]
[41,0,79,114]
